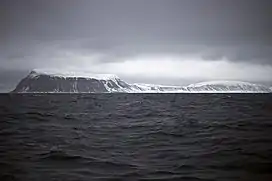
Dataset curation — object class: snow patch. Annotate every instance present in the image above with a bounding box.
[187,80,258,87]
[30,69,119,80]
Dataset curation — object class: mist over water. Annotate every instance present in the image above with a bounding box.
[0,94,272,180]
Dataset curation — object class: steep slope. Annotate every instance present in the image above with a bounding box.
[12,70,135,93]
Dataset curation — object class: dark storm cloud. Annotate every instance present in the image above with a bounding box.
[2,0,272,58]
[1,0,272,91]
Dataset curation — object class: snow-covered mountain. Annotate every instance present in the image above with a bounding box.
[13,70,136,93]
[183,81,271,93]
[12,70,272,93]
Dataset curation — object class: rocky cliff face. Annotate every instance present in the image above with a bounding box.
[12,70,272,93]
[12,71,134,93]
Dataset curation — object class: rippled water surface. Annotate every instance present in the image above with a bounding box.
[0,94,272,181]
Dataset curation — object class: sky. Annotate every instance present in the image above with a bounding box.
[1,0,272,92]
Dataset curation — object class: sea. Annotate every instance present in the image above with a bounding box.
[0,94,272,181]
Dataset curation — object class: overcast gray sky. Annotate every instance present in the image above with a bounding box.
[1,0,272,92]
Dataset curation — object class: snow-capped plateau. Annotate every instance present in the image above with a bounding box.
[184,81,271,93]
[12,70,272,93]
[13,70,135,93]
[29,69,119,80]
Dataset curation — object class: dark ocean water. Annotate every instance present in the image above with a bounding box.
[0,94,272,181]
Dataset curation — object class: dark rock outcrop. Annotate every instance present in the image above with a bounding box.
[12,71,133,93]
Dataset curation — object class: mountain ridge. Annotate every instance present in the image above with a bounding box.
[12,70,272,93]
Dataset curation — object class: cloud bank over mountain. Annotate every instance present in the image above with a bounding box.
[1,0,272,91]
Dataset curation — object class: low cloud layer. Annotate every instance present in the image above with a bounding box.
[1,0,272,91]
